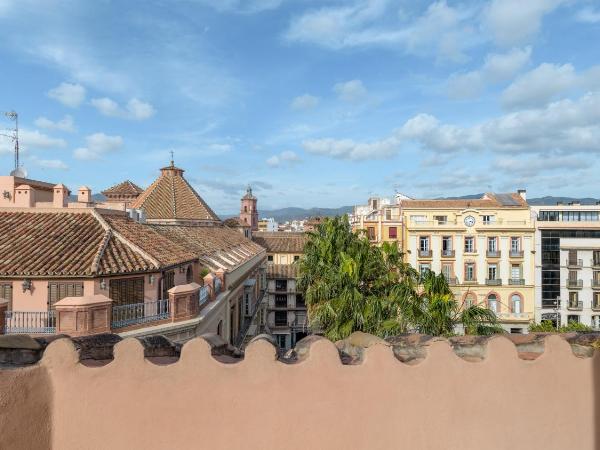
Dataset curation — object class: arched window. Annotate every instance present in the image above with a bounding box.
[186,265,193,284]
[512,294,522,314]
[487,294,498,313]
[217,320,223,338]
[464,293,476,308]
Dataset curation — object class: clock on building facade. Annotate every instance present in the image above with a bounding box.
[464,215,476,227]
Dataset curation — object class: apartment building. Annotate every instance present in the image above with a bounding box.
[401,191,534,333]
[533,203,600,329]
[351,194,407,248]
[252,232,308,349]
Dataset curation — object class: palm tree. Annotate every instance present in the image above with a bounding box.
[298,216,503,340]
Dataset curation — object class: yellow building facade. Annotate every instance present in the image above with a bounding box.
[401,192,535,333]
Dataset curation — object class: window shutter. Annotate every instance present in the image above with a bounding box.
[0,283,12,310]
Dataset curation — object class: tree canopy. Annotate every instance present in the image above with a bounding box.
[298,216,503,340]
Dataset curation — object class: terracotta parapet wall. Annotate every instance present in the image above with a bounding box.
[168,282,200,322]
[0,332,599,449]
[54,295,112,337]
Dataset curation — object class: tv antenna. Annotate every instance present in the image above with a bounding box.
[1,111,25,177]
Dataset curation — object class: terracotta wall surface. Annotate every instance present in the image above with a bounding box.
[1,333,599,450]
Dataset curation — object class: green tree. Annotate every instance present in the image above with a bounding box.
[298,216,503,340]
[529,320,592,333]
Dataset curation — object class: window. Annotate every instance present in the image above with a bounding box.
[482,215,495,224]
[511,294,521,314]
[488,264,498,280]
[419,236,430,251]
[109,277,144,307]
[294,255,300,262]
[419,264,431,277]
[464,236,475,253]
[296,294,305,308]
[388,227,397,239]
[567,314,580,324]
[592,315,600,329]
[186,265,193,284]
[411,215,426,223]
[275,279,287,292]
[594,292,600,309]
[368,227,376,240]
[48,281,83,309]
[465,263,475,281]
[568,249,578,265]
[274,311,287,327]
[442,236,452,252]
[487,294,498,313]
[434,215,447,225]
[275,294,287,308]
[162,271,175,299]
[594,250,600,266]
[510,328,523,334]
[464,294,476,308]
[487,237,497,252]
[511,264,522,280]
[275,334,287,348]
[538,210,559,221]
[510,237,520,252]
[371,199,378,210]
[217,320,223,337]
[569,291,579,307]
[593,271,600,283]
[385,209,392,221]
[441,263,453,281]
[0,283,12,310]
[568,270,578,281]
[267,255,273,262]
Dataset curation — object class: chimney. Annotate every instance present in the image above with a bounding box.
[572,201,581,206]
[78,186,92,204]
[14,185,34,207]
[53,184,70,208]
[517,189,527,201]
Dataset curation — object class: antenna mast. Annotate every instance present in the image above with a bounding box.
[1,111,20,173]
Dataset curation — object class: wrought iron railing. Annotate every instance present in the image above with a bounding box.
[567,279,583,288]
[111,299,170,329]
[199,286,209,307]
[567,301,583,311]
[4,310,56,334]
[509,278,525,285]
[441,250,455,257]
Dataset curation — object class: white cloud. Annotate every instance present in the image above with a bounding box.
[91,97,155,120]
[303,136,399,160]
[266,150,300,167]
[47,82,86,108]
[484,0,567,46]
[285,1,476,62]
[447,47,531,99]
[291,94,320,110]
[73,132,123,160]
[29,156,68,170]
[334,79,367,102]
[195,0,283,14]
[34,115,75,132]
[20,129,67,150]
[302,91,600,159]
[575,7,600,23]
[495,155,587,177]
[501,63,600,109]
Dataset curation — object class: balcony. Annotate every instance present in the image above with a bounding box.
[444,277,458,285]
[592,280,600,289]
[567,279,583,289]
[496,312,533,322]
[592,302,600,311]
[441,249,455,258]
[508,278,525,285]
[509,250,524,258]
[463,278,478,285]
[592,259,600,268]
[567,301,583,311]
[4,310,56,335]
[486,279,502,286]
[486,250,501,258]
[566,259,583,268]
[111,299,170,329]
[418,249,432,258]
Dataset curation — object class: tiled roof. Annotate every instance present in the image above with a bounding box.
[150,224,264,271]
[131,165,220,222]
[223,217,247,228]
[0,211,157,277]
[253,232,308,253]
[401,193,528,209]
[102,180,144,197]
[102,215,197,267]
[267,264,299,279]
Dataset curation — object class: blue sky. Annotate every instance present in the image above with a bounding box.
[1,0,599,214]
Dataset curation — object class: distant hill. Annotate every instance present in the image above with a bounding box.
[256,206,353,222]
[526,196,600,205]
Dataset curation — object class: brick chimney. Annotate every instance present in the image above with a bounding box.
[78,186,92,204]
[53,184,70,208]
[517,189,527,201]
